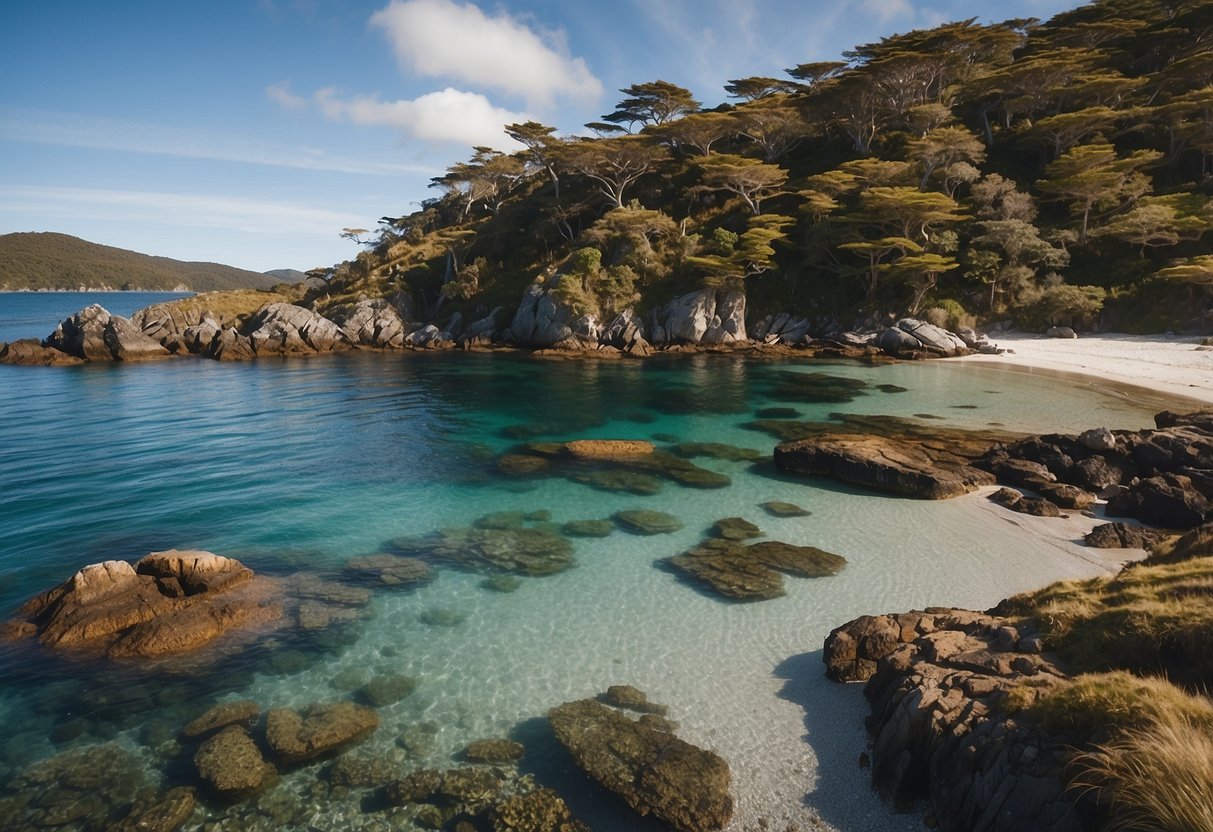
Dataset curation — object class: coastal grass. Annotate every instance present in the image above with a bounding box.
[159,288,301,327]
[997,555,1213,689]
[1021,671,1213,741]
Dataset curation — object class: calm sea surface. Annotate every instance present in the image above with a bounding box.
[0,294,1172,831]
[0,291,192,342]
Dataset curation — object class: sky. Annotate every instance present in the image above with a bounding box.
[0,0,1079,273]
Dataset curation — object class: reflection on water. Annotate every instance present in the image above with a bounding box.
[0,352,1167,831]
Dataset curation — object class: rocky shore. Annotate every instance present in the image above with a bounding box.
[0,287,1001,366]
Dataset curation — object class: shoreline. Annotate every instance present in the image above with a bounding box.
[951,331,1213,406]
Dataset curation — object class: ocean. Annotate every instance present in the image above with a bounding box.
[0,293,1171,831]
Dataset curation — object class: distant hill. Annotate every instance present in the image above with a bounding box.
[0,232,285,292]
[263,268,308,284]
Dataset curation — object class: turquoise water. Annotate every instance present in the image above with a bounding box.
[0,291,192,342]
[0,345,1172,831]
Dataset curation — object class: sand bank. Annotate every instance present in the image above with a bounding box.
[953,332,1213,405]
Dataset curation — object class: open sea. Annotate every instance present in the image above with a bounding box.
[0,293,1177,831]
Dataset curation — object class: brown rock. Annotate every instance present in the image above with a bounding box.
[264,702,378,765]
[1083,522,1169,550]
[110,787,197,832]
[181,701,260,740]
[194,726,277,800]
[603,685,669,715]
[548,698,733,832]
[488,788,588,832]
[560,439,655,459]
[666,539,846,601]
[0,339,84,365]
[464,739,526,763]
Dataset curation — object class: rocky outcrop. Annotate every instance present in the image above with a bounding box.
[242,303,353,356]
[548,695,733,832]
[1083,522,1169,550]
[133,303,219,353]
[264,702,378,765]
[774,432,998,499]
[509,278,579,347]
[649,288,747,345]
[0,550,283,657]
[0,339,85,365]
[560,439,654,459]
[333,297,408,348]
[875,318,971,357]
[601,309,653,355]
[44,304,172,362]
[824,609,1085,830]
[752,312,811,345]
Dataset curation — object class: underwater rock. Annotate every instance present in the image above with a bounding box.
[474,511,530,530]
[666,539,846,601]
[612,510,684,535]
[560,439,655,459]
[1,550,283,658]
[419,607,468,627]
[390,526,575,576]
[503,443,731,491]
[464,739,526,763]
[327,752,399,789]
[384,769,444,804]
[760,501,811,517]
[709,517,764,541]
[481,575,523,593]
[110,786,197,832]
[671,442,764,462]
[344,554,435,588]
[560,519,615,538]
[194,726,277,801]
[360,673,418,706]
[181,700,260,741]
[488,788,588,832]
[264,702,378,766]
[7,743,148,829]
[766,371,869,404]
[549,697,733,832]
[496,454,551,476]
[754,407,800,419]
[570,469,664,495]
[602,685,669,716]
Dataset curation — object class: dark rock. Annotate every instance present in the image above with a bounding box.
[671,442,764,462]
[182,701,260,741]
[384,769,444,804]
[709,517,763,541]
[194,726,277,800]
[1046,325,1077,338]
[603,685,669,715]
[345,554,434,588]
[548,698,733,832]
[110,786,197,832]
[992,458,1056,488]
[264,702,378,765]
[1106,472,1211,528]
[1083,523,1169,550]
[560,519,614,538]
[570,469,664,495]
[1165,522,1213,562]
[1037,483,1096,510]
[359,673,417,706]
[1065,455,1129,491]
[755,407,801,419]
[612,510,684,535]
[464,739,525,763]
[390,526,575,576]
[760,501,811,517]
[666,539,845,601]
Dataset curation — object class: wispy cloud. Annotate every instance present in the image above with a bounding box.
[370,0,602,110]
[862,0,916,22]
[265,81,308,111]
[314,87,526,151]
[0,108,436,177]
[0,185,363,236]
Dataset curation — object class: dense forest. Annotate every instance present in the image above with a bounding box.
[314,0,1212,335]
[0,232,286,292]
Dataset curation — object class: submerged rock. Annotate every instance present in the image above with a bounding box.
[0,550,283,658]
[390,526,575,576]
[666,539,846,601]
[359,673,417,706]
[602,685,669,716]
[612,509,684,535]
[561,439,655,459]
[194,726,277,800]
[344,553,435,588]
[488,788,588,832]
[264,702,378,766]
[560,519,615,538]
[110,786,197,832]
[464,738,525,763]
[670,442,764,462]
[548,697,733,832]
[709,517,764,541]
[570,468,664,495]
[182,700,260,741]
[760,501,811,518]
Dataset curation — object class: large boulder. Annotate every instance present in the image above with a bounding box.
[1106,472,1211,528]
[510,278,578,347]
[133,303,215,353]
[264,702,378,765]
[45,305,172,362]
[0,550,283,657]
[896,318,967,356]
[334,298,407,348]
[241,303,353,355]
[0,339,84,365]
[650,288,747,346]
[548,696,733,832]
[207,327,257,361]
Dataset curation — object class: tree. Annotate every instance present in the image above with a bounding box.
[1093,193,1213,254]
[785,61,847,89]
[838,236,922,300]
[735,96,811,161]
[582,204,678,277]
[883,252,960,313]
[1154,255,1213,286]
[905,126,986,190]
[857,187,967,241]
[1036,142,1161,242]
[725,76,796,100]
[555,137,669,209]
[340,228,372,245]
[601,81,700,132]
[1017,106,1120,160]
[430,147,528,220]
[687,214,793,283]
[505,121,562,198]
[696,154,789,214]
[970,173,1038,222]
[969,219,1069,309]
[653,111,737,156]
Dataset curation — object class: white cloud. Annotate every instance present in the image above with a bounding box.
[369,0,602,109]
[861,0,915,22]
[315,87,525,151]
[0,108,436,176]
[265,82,307,111]
[0,185,363,237]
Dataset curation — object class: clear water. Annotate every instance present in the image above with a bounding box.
[0,324,1177,830]
[0,291,192,342]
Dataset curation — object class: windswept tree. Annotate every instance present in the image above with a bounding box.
[653,111,737,156]
[1093,193,1213,254]
[784,60,847,90]
[1154,254,1213,286]
[430,147,528,220]
[600,81,700,132]
[556,136,669,209]
[905,125,986,190]
[735,95,811,161]
[687,214,794,283]
[1036,142,1161,242]
[968,219,1069,309]
[725,76,797,101]
[696,154,789,214]
[505,121,562,198]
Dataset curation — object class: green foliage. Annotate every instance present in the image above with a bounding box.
[1012,282,1107,330]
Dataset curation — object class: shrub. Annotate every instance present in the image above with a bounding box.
[1011,283,1106,331]
[923,298,975,331]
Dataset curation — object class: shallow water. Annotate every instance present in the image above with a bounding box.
[0,351,1170,831]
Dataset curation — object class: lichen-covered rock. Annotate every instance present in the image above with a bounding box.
[264,702,378,765]
[45,304,172,361]
[182,700,260,740]
[464,738,525,763]
[488,788,588,832]
[194,726,277,800]
[335,298,407,348]
[548,697,733,832]
[1,550,282,658]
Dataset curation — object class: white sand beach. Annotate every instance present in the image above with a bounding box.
[954,331,1213,405]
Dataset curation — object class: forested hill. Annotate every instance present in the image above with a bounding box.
[0,233,287,292]
[315,0,1213,335]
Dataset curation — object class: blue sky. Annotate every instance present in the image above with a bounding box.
[0,0,1077,273]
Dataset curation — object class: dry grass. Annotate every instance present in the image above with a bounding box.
[1071,713,1213,832]
[157,289,298,326]
[1027,671,1213,741]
